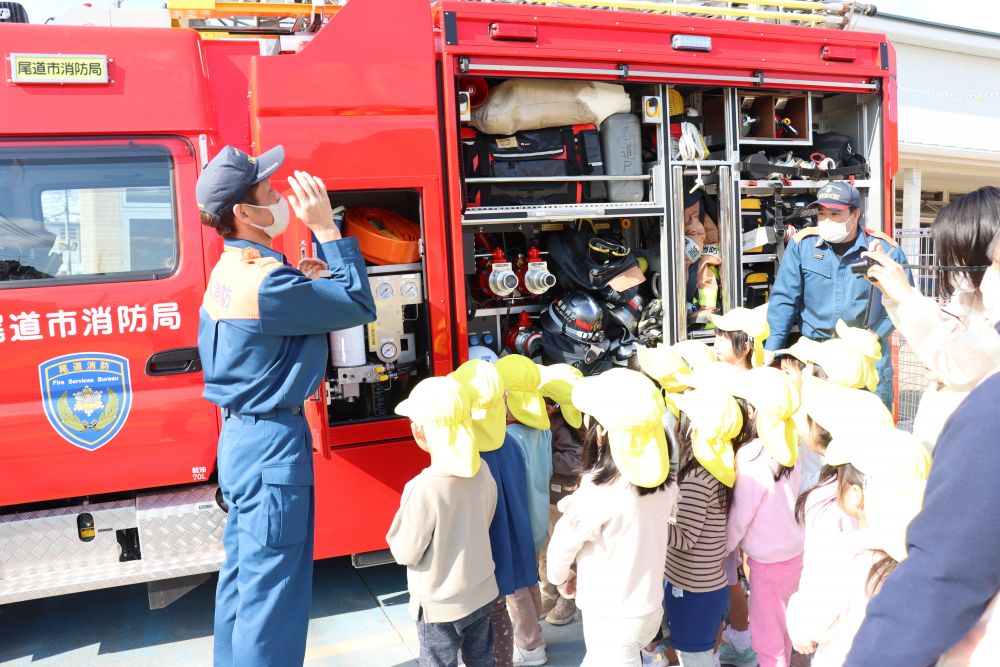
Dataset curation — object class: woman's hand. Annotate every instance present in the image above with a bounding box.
[557,571,577,600]
[862,244,915,301]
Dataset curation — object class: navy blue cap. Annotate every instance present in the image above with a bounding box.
[808,181,861,212]
[196,145,284,221]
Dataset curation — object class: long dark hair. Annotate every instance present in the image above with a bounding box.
[675,411,733,514]
[867,550,898,596]
[794,461,864,524]
[718,329,754,369]
[933,186,1000,296]
[580,420,674,496]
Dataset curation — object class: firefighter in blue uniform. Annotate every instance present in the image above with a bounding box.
[196,145,376,667]
[763,181,910,408]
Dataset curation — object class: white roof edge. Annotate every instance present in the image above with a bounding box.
[855,16,1000,59]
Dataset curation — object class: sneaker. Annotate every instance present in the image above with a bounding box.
[538,595,558,620]
[641,645,669,667]
[544,596,577,626]
[718,642,758,667]
[512,643,547,666]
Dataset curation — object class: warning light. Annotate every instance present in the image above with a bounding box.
[671,35,712,52]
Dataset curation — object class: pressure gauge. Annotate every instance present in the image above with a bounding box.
[401,281,418,299]
[380,342,398,359]
[376,283,394,300]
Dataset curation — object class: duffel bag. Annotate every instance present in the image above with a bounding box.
[462,124,606,207]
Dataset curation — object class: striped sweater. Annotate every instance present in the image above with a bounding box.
[664,465,728,592]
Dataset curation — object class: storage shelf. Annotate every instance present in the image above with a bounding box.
[739,179,872,194]
[738,138,813,146]
[462,201,666,225]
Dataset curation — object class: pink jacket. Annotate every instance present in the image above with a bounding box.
[726,439,803,563]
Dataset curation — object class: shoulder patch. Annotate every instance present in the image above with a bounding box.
[202,247,282,320]
[866,229,898,248]
[792,227,820,243]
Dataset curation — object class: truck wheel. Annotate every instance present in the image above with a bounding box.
[0,3,29,23]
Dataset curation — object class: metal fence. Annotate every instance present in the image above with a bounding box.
[893,227,936,430]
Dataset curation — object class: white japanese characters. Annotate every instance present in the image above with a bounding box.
[3,302,182,343]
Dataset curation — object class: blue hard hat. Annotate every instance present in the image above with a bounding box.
[196,145,284,221]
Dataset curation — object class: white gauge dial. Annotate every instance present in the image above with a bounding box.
[376,283,394,300]
[402,281,418,298]
[380,342,398,359]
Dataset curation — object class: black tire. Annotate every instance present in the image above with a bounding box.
[0,2,29,23]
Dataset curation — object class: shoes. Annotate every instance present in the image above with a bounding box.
[718,642,758,667]
[544,596,577,626]
[641,645,670,667]
[538,595,558,621]
[512,643,547,666]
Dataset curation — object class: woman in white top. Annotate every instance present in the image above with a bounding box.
[864,187,1000,447]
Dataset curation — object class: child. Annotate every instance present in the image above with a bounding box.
[660,386,754,667]
[495,354,552,667]
[786,429,931,666]
[725,367,804,667]
[537,363,585,626]
[711,305,770,369]
[794,376,893,537]
[451,360,540,667]
[386,376,499,667]
[547,368,679,666]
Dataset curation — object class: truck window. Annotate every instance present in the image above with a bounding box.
[0,147,177,285]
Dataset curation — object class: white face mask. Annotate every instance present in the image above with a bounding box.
[979,266,1000,323]
[816,217,853,244]
[244,197,290,238]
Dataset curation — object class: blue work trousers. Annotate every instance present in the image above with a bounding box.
[213,409,315,667]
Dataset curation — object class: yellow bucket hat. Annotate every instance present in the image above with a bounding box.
[538,363,584,429]
[671,339,716,371]
[636,344,693,394]
[449,359,507,452]
[572,368,670,488]
[836,319,881,392]
[684,361,746,391]
[673,389,743,487]
[808,339,879,392]
[800,376,893,440]
[730,366,800,466]
[495,354,550,430]
[395,376,480,478]
[710,305,771,367]
[825,428,931,562]
[776,336,822,365]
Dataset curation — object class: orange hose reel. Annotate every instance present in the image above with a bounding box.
[343,207,421,266]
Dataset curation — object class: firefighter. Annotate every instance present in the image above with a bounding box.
[195,145,376,666]
[762,181,910,408]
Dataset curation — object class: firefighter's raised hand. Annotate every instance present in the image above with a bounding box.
[297,257,328,280]
[287,171,341,243]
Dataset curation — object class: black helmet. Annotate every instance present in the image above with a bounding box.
[540,291,611,374]
[547,231,640,304]
[603,294,646,338]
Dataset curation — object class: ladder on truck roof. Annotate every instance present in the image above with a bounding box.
[168,0,878,33]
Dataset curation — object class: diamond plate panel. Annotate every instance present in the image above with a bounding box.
[1,484,226,605]
[0,500,135,579]
[137,484,225,562]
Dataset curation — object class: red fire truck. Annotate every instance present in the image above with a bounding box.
[0,0,895,606]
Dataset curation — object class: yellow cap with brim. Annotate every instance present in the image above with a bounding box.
[810,339,878,392]
[730,366,800,466]
[800,375,893,440]
[684,361,746,392]
[835,319,881,391]
[673,389,743,487]
[449,359,507,452]
[395,376,480,478]
[496,354,550,430]
[671,339,716,371]
[825,428,931,562]
[636,344,693,394]
[776,337,822,365]
[572,368,670,488]
[538,363,584,429]
[710,305,770,367]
